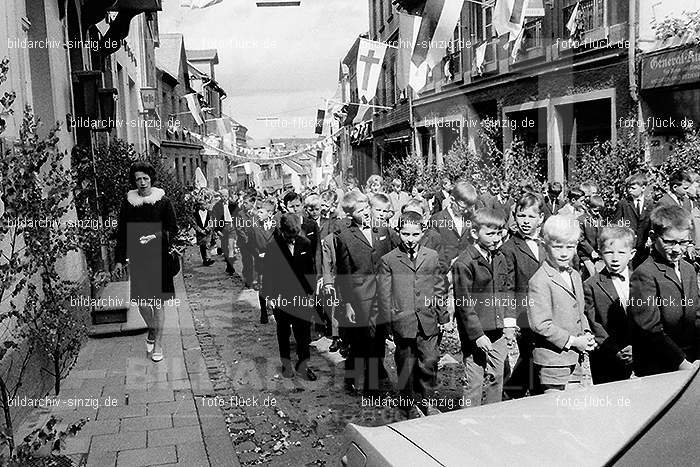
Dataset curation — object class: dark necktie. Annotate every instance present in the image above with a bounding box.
[408,248,416,263]
[635,199,641,216]
[610,272,626,282]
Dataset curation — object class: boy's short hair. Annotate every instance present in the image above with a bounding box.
[548,181,563,194]
[391,178,402,187]
[398,211,423,230]
[567,187,584,201]
[402,199,424,215]
[304,194,321,208]
[452,181,478,206]
[471,208,506,231]
[283,191,301,206]
[588,195,605,210]
[580,181,599,196]
[366,174,383,188]
[279,213,301,236]
[650,205,691,236]
[257,200,276,213]
[320,189,338,204]
[598,226,636,250]
[340,191,368,215]
[669,170,692,189]
[542,215,581,244]
[370,192,391,207]
[346,174,358,185]
[625,172,648,187]
[515,193,543,213]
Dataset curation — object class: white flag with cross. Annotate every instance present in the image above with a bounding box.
[356,38,388,104]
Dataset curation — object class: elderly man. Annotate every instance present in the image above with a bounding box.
[211,188,239,275]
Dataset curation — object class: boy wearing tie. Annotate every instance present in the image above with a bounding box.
[378,211,449,418]
[584,226,635,383]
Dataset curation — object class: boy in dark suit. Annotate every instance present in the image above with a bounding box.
[262,213,317,380]
[501,193,546,397]
[657,170,693,213]
[335,191,398,393]
[211,188,238,274]
[431,178,453,216]
[378,211,449,418]
[628,205,700,376]
[249,200,277,324]
[584,226,635,384]
[235,192,257,287]
[612,172,654,269]
[542,182,563,220]
[528,215,595,392]
[193,201,215,266]
[452,208,517,407]
[578,195,606,279]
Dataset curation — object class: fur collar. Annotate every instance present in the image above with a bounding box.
[126,187,165,207]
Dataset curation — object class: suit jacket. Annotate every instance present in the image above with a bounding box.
[656,192,692,213]
[431,189,450,216]
[452,245,516,354]
[261,232,315,318]
[428,209,473,273]
[542,195,562,219]
[211,200,238,232]
[334,222,399,327]
[527,262,590,367]
[584,268,633,382]
[578,212,603,261]
[301,216,321,257]
[234,208,254,247]
[501,233,546,328]
[612,197,653,253]
[248,221,276,271]
[377,246,448,338]
[388,191,411,225]
[486,195,514,220]
[628,251,700,376]
[193,209,212,244]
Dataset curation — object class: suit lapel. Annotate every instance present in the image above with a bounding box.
[680,262,693,295]
[596,272,619,304]
[397,250,416,272]
[545,263,576,299]
[414,248,428,271]
[661,263,682,291]
[350,224,371,248]
[515,236,538,263]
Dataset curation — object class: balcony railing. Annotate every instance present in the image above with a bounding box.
[561,0,608,48]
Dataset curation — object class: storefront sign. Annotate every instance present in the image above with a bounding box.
[140,88,157,111]
[641,45,700,89]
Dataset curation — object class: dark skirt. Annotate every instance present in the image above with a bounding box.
[128,234,175,301]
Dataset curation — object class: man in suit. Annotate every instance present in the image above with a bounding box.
[486,181,514,220]
[335,191,399,393]
[211,188,239,274]
[584,227,636,384]
[235,191,257,287]
[612,172,655,270]
[431,178,453,216]
[542,182,563,220]
[193,201,215,266]
[262,213,317,380]
[656,170,693,213]
[249,200,277,323]
[628,205,700,376]
[377,211,449,417]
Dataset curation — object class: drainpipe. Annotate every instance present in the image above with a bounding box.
[628,0,644,142]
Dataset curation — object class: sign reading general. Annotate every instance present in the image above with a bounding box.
[641,45,700,90]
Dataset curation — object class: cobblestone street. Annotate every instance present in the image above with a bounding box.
[182,246,465,465]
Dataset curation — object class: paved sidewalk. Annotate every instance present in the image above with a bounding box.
[18,272,239,467]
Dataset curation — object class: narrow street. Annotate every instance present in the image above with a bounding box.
[181,245,464,465]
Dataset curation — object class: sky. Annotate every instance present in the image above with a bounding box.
[159,0,369,146]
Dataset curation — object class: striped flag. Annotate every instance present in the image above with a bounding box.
[407,0,464,92]
[494,0,527,41]
[357,39,388,104]
[184,93,205,125]
[398,12,421,91]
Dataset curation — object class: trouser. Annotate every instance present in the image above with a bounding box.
[199,244,209,261]
[504,329,537,398]
[463,330,508,407]
[259,294,268,322]
[537,353,593,392]
[344,325,387,391]
[322,291,339,337]
[239,241,255,285]
[274,309,311,369]
[394,331,439,409]
[221,225,236,271]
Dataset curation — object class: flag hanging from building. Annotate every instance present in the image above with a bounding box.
[343,103,372,126]
[566,2,581,37]
[398,12,422,91]
[494,0,527,41]
[510,27,525,60]
[315,109,326,135]
[357,38,388,104]
[180,0,224,9]
[474,42,487,74]
[408,0,464,92]
[184,93,205,125]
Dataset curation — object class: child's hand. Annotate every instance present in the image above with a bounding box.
[345,304,356,324]
[503,327,517,344]
[571,335,590,352]
[617,345,633,364]
[439,322,453,333]
[475,335,493,353]
[584,332,597,352]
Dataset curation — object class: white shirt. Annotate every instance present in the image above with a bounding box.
[668,193,681,206]
[264,219,273,231]
[447,207,464,235]
[634,196,644,214]
[559,269,575,293]
[198,209,208,226]
[674,262,682,282]
[525,238,539,260]
[223,203,232,222]
[473,243,491,263]
[287,240,295,256]
[361,225,373,246]
[610,268,630,310]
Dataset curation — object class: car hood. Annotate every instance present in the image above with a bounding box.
[385,369,696,466]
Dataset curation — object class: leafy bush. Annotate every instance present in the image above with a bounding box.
[0,415,86,466]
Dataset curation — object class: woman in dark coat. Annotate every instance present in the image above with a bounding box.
[114,161,178,362]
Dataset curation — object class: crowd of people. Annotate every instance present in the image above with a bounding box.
[185,169,700,419]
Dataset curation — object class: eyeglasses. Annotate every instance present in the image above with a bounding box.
[659,237,692,247]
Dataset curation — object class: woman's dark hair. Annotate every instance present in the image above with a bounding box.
[129,161,157,188]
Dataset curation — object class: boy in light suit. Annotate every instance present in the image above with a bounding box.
[528,215,596,392]
[378,211,449,418]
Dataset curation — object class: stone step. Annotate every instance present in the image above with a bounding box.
[88,281,148,337]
